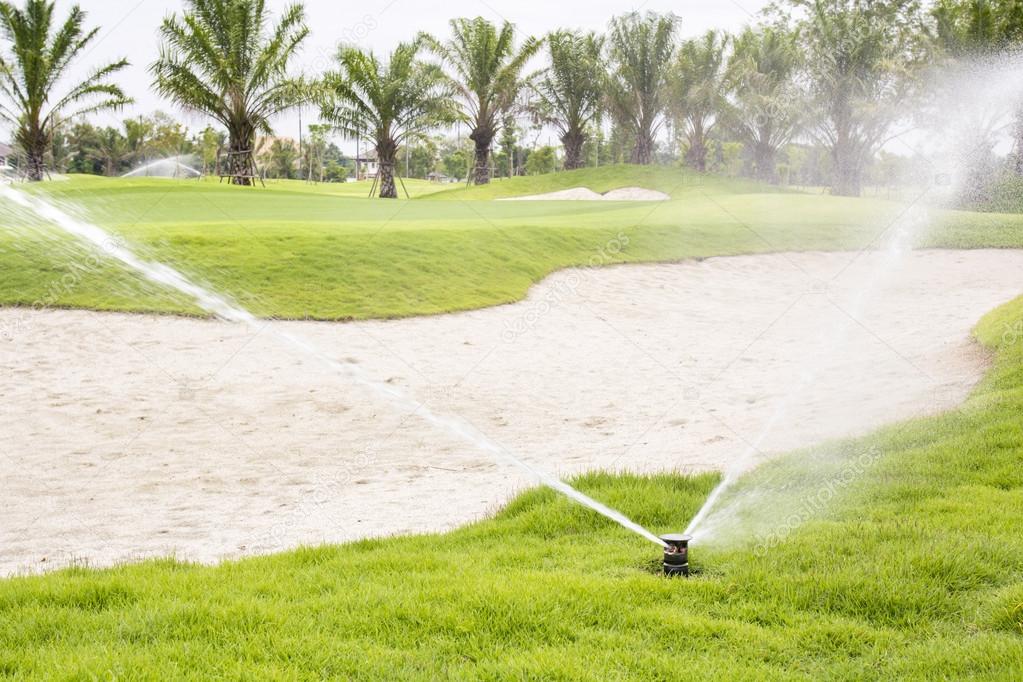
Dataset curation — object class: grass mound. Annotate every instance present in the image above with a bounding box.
[2,169,1022,321]
[2,297,1021,679]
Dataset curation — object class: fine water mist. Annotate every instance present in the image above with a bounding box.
[685,205,928,544]
[0,185,667,549]
[684,54,1023,547]
[122,155,202,179]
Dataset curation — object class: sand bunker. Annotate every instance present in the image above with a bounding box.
[502,186,670,201]
[2,249,1022,574]
[602,187,671,201]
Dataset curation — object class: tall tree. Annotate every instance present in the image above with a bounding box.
[605,12,679,165]
[124,117,154,168]
[420,17,540,185]
[88,126,128,176]
[148,110,191,158]
[196,125,225,176]
[533,31,605,170]
[151,0,309,185]
[792,0,927,196]
[266,138,297,179]
[672,30,730,172]
[724,26,803,184]
[320,42,455,198]
[932,0,1023,173]
[499,113,519,176]
[303,123,329,182]
[0,0,130,180]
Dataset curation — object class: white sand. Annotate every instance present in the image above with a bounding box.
[602,187,671,201]
[501,186,670,201]
[1,249,1021,575]
[502,187,605,201]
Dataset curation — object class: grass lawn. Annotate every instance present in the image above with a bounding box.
[2,165,1022,320]
[0,297,1021,679]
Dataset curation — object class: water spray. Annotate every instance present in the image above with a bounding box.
[122,155,201,179]
[0,185,668,550]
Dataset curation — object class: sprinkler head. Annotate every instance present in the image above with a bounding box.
[660,534,691,577]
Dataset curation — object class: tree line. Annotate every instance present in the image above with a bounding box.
[1,0,1022,199]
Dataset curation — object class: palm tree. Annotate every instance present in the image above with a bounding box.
[266,138,297,179]
[793,0,926,196]
[124,117,154,168]
[88,126,128,176]
[724,27,803,184]
[420,18,540,185]
[671,31,729,172]
[151,0,309,185]
[533,31,605,171]
[320,43,455,198]
[932,0,1023,173]
[605,12,679,165]
[0,0,130,181]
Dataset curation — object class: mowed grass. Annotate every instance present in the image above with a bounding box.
[1,298,1021,679]
[2,165,1022,320]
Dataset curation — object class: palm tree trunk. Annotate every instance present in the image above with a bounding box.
[470,127,494,185]
[20,129,47,182]
[228,124,256,186]
[830,107,863,197]
[685,135,708,172]
[562,130,586,171]
[831,143,863,197]
[683,123,707,174]
[378,163,397,198]
[753,143,778,185]
[631,129,654,165]
[25,151,45,181]
[376,140,398,199]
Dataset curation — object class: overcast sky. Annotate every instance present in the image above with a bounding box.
[26,0,774,150]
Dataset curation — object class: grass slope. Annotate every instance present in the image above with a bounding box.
[1,166,1022,320]
[1,297,1021,679]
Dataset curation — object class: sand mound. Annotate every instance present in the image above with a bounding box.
[3,249,1022,574]
[502,187,606,201]
[501,186,670,201]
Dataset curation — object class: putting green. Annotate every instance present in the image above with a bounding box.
[2,165,1021,320]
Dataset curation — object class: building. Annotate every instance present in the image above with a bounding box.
[354,150,378,181]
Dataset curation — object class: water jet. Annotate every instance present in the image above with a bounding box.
[0,185,669,552]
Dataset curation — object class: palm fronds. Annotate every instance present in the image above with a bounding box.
[0,0,130,180]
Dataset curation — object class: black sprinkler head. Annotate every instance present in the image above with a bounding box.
[660,534,691,577]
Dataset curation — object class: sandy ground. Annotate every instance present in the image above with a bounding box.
[502,187,671,201]
[1,249,1021,575]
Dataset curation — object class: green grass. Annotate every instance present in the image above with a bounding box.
[1,297,1021,679]
[1,166,1021,677]
[2,165,1022,320]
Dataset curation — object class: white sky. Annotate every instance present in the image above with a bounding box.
[20,0,774,151]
